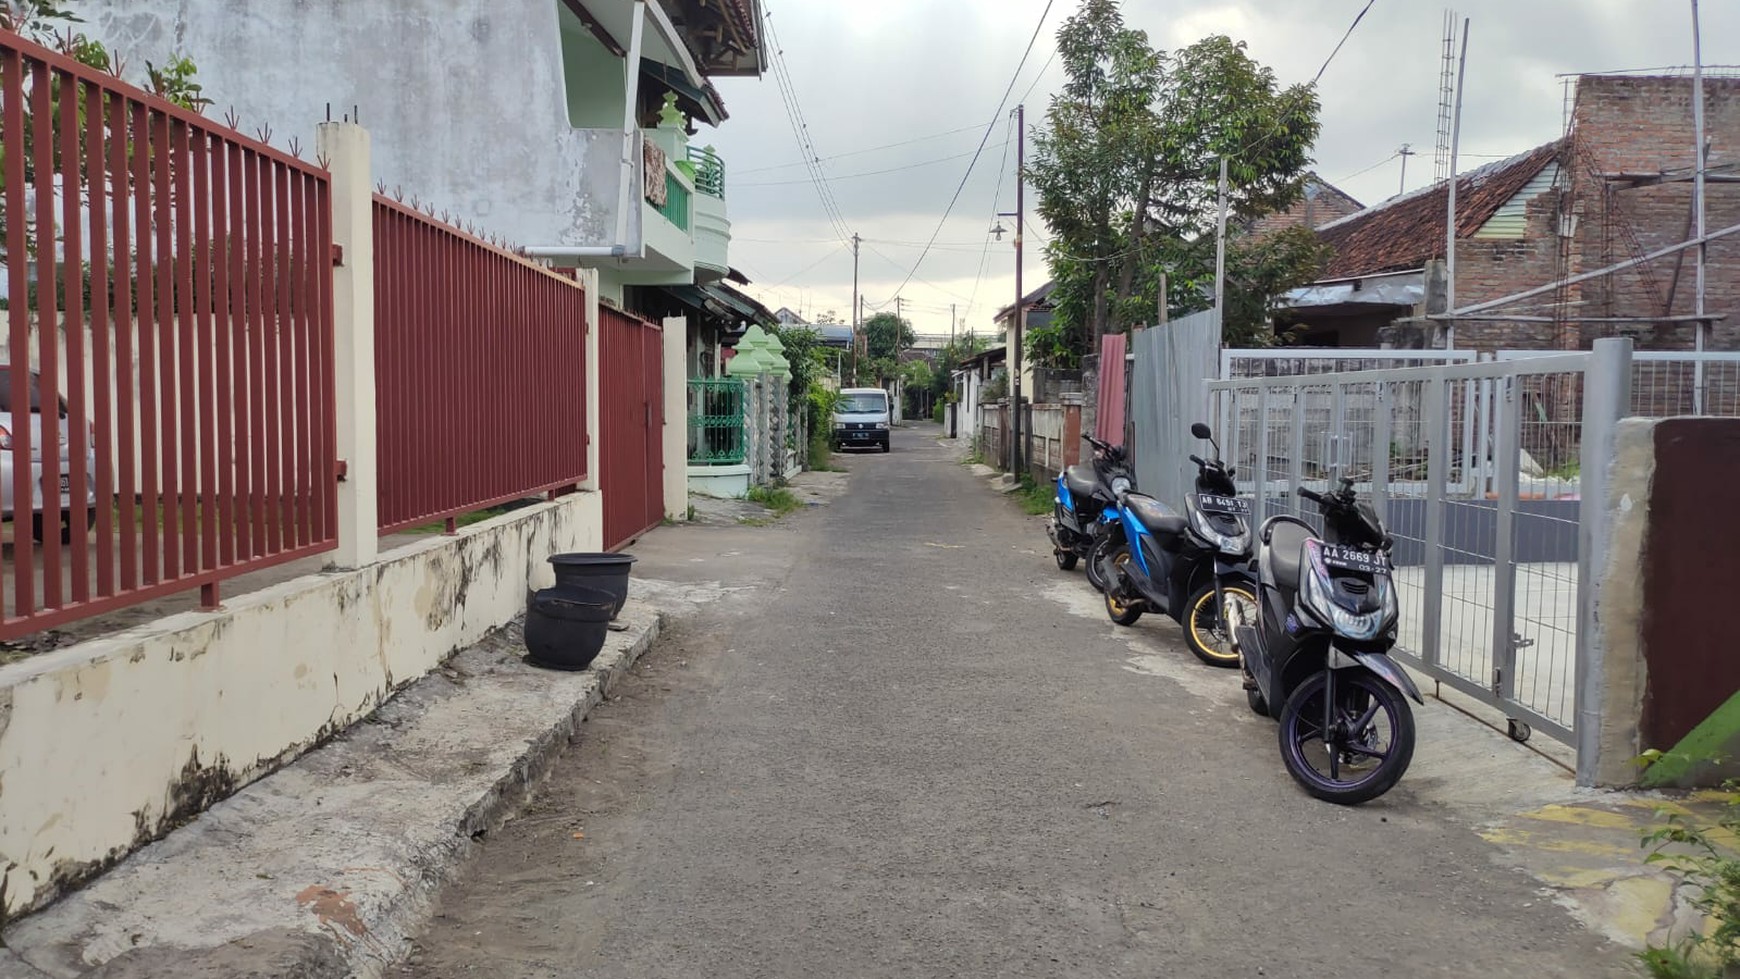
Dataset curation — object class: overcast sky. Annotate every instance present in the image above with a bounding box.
[702,0,1740,338]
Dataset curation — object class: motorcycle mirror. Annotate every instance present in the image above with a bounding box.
[1190,422,1212,440]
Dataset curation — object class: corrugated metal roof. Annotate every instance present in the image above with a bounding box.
[1473,164,1561,239]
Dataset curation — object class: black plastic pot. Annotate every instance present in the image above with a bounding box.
[524,585,615,672]
[548,552,636,620]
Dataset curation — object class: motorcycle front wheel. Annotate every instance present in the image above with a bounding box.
[1184,581,1256,669]
[1102,546,1144,626]
[1277,669,1415,805]
[1085,534,1111,592]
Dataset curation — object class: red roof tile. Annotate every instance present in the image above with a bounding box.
[1317,140,1563,278]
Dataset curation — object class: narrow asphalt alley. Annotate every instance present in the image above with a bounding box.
[399,425,1633,979]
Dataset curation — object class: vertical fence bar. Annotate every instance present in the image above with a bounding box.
[1576,338,1633,785]
[272,162,293,549]
[245,149,267,557]
[1288,385,1304,504]
[135,101,160,585]
[1253,385,1269,529]
[1371,384,1392,526]
[115,99,139,591]
[152,109,176,581]
[62,72,89,602]
[291,172,312,548]
[32,61,60,609]
[1490,375,1521,700]
[259,153,282,555]
[1421,373,1448,668]
[6,49,30,619]
[1330,381,1347,477]
[1460,378,1478,496]
[222,138,245,563]
[173,117,198,578]
[88,77,115,597]
[193,132,218,574]
[317,174,335,544]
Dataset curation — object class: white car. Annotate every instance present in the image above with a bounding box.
[832,387,891,453]
[1,367,99,542]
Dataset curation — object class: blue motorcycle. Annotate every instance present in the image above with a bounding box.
[1097,423,1258,667]
[1047,434,1133,592]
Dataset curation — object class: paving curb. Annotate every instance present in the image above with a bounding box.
[4,604,664,979]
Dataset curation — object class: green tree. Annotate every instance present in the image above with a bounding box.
[862,312,914,361]
[1029,4,1323,357]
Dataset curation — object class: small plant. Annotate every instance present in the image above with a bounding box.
[1637,763,1740,978]
[1015,476,1054,516]
[747,485,802,518]
[686,504,696,521]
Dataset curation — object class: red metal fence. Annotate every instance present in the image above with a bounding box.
[599,307,663,550]
[0,34,336,637]
[372,197,589,534]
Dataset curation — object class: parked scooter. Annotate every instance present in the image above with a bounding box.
[1048,434,1133,592]
[1097,423,1259,667]
[1227,476,1424,805]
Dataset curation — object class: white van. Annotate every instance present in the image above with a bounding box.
[832,387,891,453]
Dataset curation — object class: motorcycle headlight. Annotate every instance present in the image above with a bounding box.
[1110,476,1133,496]
[1298,545,1394,642]
[1191,508,1250,556]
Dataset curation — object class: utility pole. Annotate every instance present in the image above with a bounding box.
[1692,0,1708,413]
[1445,17,1470,348]
[1012,104,1027,478]
[1213,156,1229,318]
[850,232,861,368]
[1398,144,1415,196]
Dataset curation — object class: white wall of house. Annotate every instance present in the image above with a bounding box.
[85,0,629,250]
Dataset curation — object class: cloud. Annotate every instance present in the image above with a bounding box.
[711,0,1740,333]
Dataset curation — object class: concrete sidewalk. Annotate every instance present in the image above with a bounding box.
[0,580,715,978]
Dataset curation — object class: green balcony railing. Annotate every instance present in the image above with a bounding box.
[688,377,746,465]
[688,145,725,198]
[654,168,692,231]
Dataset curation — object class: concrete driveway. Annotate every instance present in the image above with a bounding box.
[395,425,1634,979]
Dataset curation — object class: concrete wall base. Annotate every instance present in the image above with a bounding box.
[688,464,752,499]
[0,493,603,916]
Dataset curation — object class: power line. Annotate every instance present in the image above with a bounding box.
[736,142,1010,188]
[762,4,854,244]
[736,124,988,175]
[1312,0,1379,87]
[966,112,1017,322]
[885,0,1057,303]
[767,242,850,288]
[1018,47,1061,106]
[1332,150,1401,184]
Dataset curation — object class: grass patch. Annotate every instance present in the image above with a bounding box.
[409,503,524,535]
[747,485,803,517]
[1015,477,1054,516]
[807,435,845,473]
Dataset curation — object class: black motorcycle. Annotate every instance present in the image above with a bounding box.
[1048,434,1133,592]
[1228,476,1424,805]
[1096,423,1258,667]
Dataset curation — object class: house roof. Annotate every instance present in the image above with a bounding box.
[1316,140,1563,279]
[994,281,1058,324]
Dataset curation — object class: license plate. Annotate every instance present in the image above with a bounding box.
[851,432,867,439]
[1198,493,1249,516]
[1319,542,1390,574]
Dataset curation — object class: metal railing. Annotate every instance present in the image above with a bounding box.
[688,146,725,198]
[653,167,691,232]
[687,377,745,465]
[1499,349,1740,419]
[0,32,338,636]
[1206,342,1633,760]
[373,196,588,533]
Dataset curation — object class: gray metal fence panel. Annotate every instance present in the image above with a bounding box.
[1130,309,1221,508]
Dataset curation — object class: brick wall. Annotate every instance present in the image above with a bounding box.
[1250,178,1364,238]
[1571,74,1740,354]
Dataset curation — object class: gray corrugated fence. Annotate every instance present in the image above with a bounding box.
[1130,310,1222,508]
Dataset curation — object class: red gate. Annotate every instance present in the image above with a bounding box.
[600,307,664,550]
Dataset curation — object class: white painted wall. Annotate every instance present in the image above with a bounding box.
[0,492,603,916]
[84,0,627,250]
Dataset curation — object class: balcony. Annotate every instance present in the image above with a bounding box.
[689,146,731,283]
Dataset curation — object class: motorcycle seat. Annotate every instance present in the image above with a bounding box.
[1265,519,1314,593]
[1064,465,1100,501]
[1125,493,1188,541]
